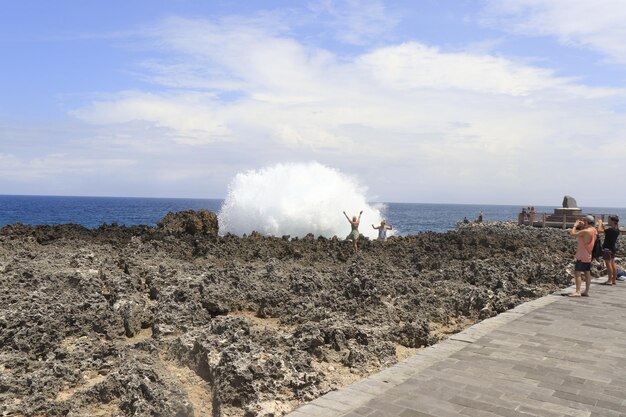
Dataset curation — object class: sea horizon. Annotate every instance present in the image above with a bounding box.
[3,193,623,210]
[2,194,624,235]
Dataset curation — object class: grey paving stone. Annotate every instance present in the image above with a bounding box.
[286,411,314,417]
[341,412,371,417]
[594,399,626,413]
[525,390,595,415]
[286,278,626,417]
[323,389,376,406]
[398,409,434,417]
[365,398,407,415]
[292,403,341,417]
[517,404,568,417]
[310,397,356,413]
[350,406,376,416]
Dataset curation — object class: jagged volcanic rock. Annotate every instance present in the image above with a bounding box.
[1,216,622,417]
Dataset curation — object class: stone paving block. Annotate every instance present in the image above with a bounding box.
[284,411,314,417]
[369,374,415,387]
[605,376,626,389]
[351,406,376,415]
[448,395,519,415]
[398,409,434,417]
[516,404,566,417]
[341,412,371,417]
[525,390,594,415]
[348,378,393,395]
[457,407,503,417]
[595,398,626,413]
[534,402,590,417]
[552,390,599,406]
[539,381,580,395]
[598,386,626,400]
[366,410,394,417]
[287,281,626,417]
[594,393,626,413]
[395,400,463,417]
[399,382,461,402]
[365,398,407,415]
[322,389,376,406]
[292,403,341,417]
[570,369,612,384]
[449,332,485,344]
[310,397,357,413]
[469,391,522,409]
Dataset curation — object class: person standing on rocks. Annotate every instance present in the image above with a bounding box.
[569,215,598,297]
[372,220,392,241]
[597,215,620,285]
[343,210,362,253]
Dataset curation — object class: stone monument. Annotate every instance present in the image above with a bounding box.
[553,195,582,217]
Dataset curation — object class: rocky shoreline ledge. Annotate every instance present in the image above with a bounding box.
[1,211,622,417]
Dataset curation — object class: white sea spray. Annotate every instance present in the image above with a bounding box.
[218,162,388,239]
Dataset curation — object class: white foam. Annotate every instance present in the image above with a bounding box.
[218,162,387,239]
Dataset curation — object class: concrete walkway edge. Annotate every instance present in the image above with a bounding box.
[287,277,622,417]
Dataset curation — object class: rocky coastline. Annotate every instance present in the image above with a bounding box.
[1,211,622,417]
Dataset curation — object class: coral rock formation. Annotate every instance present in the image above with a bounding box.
[1,215,622,417]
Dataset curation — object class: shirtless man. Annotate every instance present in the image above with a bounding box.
[570,215,598,297]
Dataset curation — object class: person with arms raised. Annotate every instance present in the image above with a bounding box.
[343,210,363,253]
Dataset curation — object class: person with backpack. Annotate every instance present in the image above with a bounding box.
[569,215,598,297]
[598,215,620,285]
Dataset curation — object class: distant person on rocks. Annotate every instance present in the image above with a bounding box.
[372,220,392,241]
[597,215,620,285]
[569,215,598,297]
[476,210,483,223]
[343,210,363,253]
[463,216,470,224]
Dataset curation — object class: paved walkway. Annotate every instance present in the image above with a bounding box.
[288,278,626,417]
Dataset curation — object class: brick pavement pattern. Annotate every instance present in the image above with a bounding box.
[288,279,626,417]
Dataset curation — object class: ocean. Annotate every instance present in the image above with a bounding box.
[1,195,624,236]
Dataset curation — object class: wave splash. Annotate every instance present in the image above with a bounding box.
[218,162,387,239]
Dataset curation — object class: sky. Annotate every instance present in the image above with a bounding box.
[1,0,626,207]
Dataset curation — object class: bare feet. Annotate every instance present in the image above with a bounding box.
[581,292,589,297]
[568,292,581,297]
[602,281,615,285]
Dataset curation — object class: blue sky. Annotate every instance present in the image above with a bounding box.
[2,0,626,206]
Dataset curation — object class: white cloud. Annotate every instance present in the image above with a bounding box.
[73,18,622,147]
[308,0,400,45]
[71,92,232,145]
[357,42,574,96]
[482,0,626,65]
[0,5,612,205]
[0,152,135,181]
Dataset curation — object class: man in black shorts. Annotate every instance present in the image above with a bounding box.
[598,215,620,285]
[570,215,597,297]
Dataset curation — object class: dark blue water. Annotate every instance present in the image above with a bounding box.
[0,195,222,229]
[1,195,624,235]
